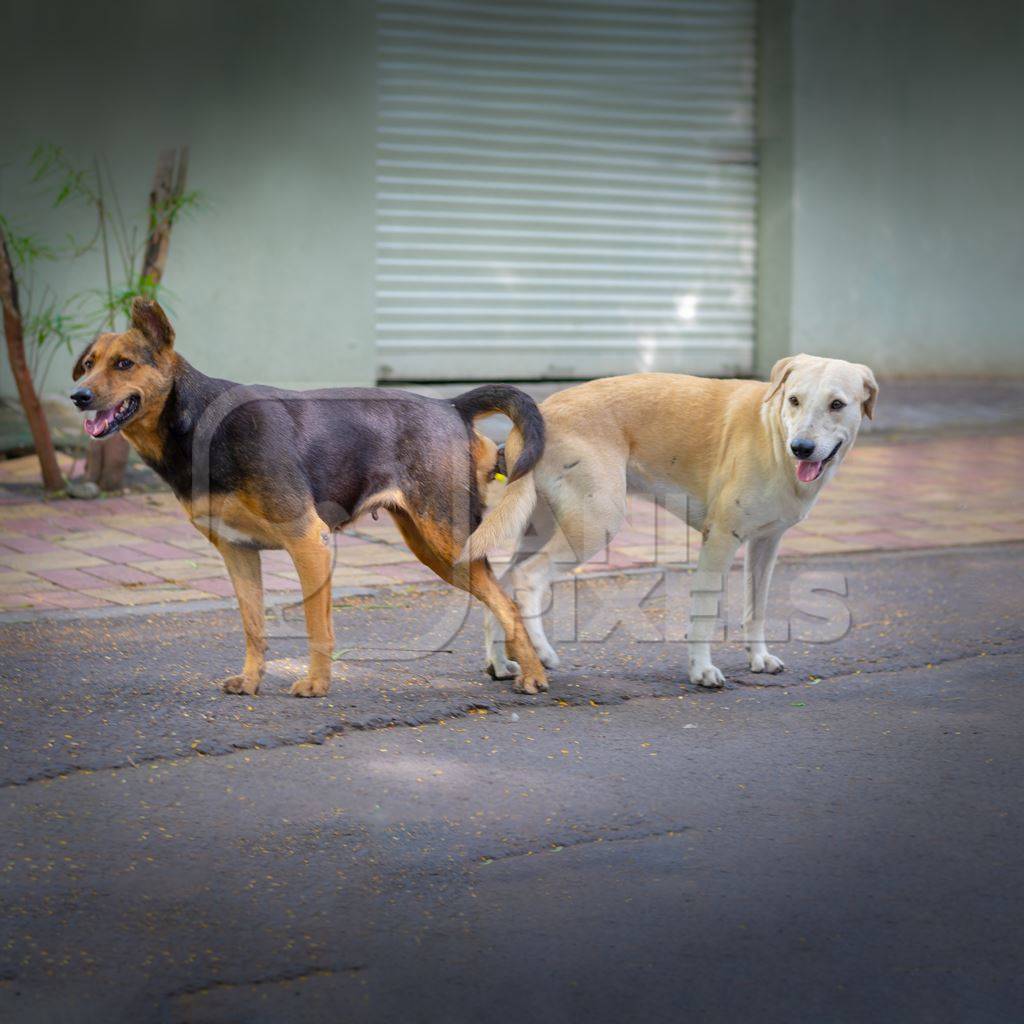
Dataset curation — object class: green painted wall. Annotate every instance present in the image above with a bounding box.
[5,0,1021,400]
[759,0,1024,376]
[1,0,377,400]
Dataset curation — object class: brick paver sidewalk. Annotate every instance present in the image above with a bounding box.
[1,434,1022,615]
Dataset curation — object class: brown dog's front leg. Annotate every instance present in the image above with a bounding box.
[214,540,267,695]
[285,522,335,697]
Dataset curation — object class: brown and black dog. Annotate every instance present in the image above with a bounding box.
[70,298,548,696]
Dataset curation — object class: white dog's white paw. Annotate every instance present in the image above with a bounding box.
[689,664,726,689]
[537,645,560,670]
[749,652,785,674]
[486,657,520,681]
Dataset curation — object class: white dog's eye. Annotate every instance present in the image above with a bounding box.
[788,395,799,407]
[830,399,846,411]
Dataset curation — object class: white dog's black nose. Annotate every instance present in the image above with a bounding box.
[790,439,816,459]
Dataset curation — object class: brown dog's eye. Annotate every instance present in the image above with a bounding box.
[83,359,94,372]
[788,395,799,407]
[830,399,846,411]
[115,358,134,371]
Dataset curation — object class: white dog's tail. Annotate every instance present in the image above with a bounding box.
[459,470,537,565]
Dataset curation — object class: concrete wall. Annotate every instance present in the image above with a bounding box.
[1,0,376,399]
[758,0,1024,376]
[5,0,1022,400]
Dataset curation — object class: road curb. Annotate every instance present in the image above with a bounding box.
[2,539,1021,627]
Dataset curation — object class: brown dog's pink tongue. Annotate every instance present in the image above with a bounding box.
[84,409,116,437]
[797,460,822,483]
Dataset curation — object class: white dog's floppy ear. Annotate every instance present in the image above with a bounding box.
[764,355,797,404]
[859,365,879,420]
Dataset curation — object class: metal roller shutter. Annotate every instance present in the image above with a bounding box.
[375,0,757,381]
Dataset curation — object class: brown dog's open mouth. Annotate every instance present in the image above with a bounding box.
[84,395,140,438]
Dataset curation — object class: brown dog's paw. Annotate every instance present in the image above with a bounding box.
[289,675,330,698]
[221,674,260,696]
[513,672,549,695]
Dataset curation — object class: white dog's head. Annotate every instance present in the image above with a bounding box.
[764,354,878,484]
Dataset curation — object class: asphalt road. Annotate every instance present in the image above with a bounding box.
[1,545,1022,1022]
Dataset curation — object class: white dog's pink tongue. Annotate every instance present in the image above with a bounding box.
[84,408,116,437]
[797,460,823,483]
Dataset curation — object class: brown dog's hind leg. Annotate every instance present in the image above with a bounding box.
[392,510,549,695]
[470,561,549,695]
[284,519,335,698]
[214,540,267,696]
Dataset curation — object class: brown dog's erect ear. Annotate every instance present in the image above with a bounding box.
[71,336,99,381]
[130,297,175,351]
[859,364,879,420]
[763,355,798,404]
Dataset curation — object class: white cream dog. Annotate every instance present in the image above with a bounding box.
[466,355,878,689]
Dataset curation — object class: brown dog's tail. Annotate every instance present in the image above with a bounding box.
[452,385,544,563]
[452,384,544,483]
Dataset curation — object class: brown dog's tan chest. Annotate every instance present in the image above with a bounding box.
[182,492,316,551]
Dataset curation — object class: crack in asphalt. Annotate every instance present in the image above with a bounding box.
[0,697,584,789]
[3,644,1021,791]
[727,638,1024,689]
[167,963,364,1005]
[476,823,690,867]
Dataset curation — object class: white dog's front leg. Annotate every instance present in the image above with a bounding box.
[483,605,520,680]
[744,531,785,674]
[688,526,742,689]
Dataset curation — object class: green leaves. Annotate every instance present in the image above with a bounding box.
[29,143,99,209]
[0,215,58,269]
[149,188,205,231]
[94,274,178,326]
[27,296,89,352]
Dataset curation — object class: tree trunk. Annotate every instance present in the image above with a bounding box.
[141,147,189,287]
[86,147,189,492]
[0,224,65,492]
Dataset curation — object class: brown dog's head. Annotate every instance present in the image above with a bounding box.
[70,298,177,439]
